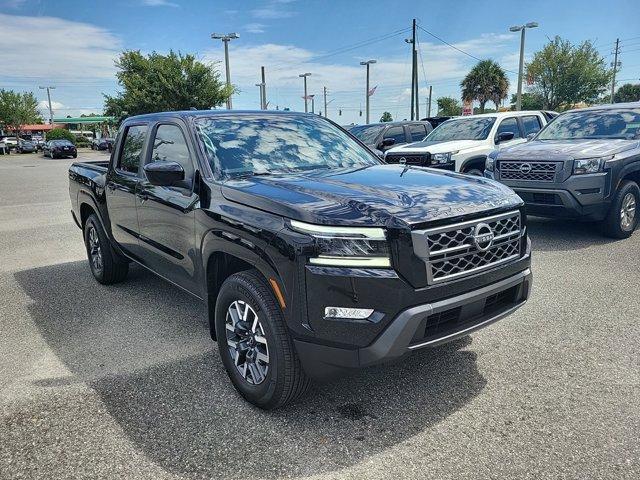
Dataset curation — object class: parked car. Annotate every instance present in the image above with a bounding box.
[385,111,549,175]
[0,138,7,155]
[68,110,532,409]
[1,136,18,152]
[16,140,37,154]
[347,121,433,155]
[91,137,114,151]
[31,135,45,151]
[43,139,77,158]
[486,102,640,238]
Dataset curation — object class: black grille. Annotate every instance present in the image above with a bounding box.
[412,211,522,284]
[517,191,562,205]
[498,161,558,182]
[385,153,430,166]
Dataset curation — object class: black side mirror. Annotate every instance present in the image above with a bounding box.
[381,137,396,147]
[144,161,185,186]
[496,131,515,144]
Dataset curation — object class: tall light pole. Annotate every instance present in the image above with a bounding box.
[510,22,538,111]
[255,83,265,109]
[299,73,311,112]
[38,86,56,124]
[360,59,376,124]
[211,32,239,109]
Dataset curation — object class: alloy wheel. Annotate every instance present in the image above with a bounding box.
[620,192,637,231]
[225,300,270,385]
[87,226,103,273]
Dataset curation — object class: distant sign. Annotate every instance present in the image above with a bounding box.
[462,100,473,116]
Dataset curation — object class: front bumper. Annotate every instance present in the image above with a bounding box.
[485,170,611,221]
[294,267,532,379]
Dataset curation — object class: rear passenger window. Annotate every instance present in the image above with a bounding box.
[118,125,147,174]
[522,115,542,136]
[150,124,194,188]
[409,124,428,141]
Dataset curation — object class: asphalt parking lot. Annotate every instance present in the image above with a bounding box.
[0,150,639,480]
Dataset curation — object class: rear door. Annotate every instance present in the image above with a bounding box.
[136,121,199,293]
[105,123,148,258]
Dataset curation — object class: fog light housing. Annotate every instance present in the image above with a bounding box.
[324,307,374,320]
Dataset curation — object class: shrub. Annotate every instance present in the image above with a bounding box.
[74,135,91,148]
[46,128,76,144]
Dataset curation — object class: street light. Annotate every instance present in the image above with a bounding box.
[510,22,538,111]
[360,60,376,124]
[299,73,311,113]
[211,32,239,109]
[38,86,56,124]
[255,82,265,109]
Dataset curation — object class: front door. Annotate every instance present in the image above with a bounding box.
[105,124,148,259]
[136,122,199,294]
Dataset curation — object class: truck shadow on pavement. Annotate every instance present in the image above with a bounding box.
[526,216,619,252]
[16,261,486,479]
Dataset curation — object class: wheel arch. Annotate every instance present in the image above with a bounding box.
[459,155,487,173]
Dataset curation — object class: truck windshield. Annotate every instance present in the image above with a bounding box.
[195,114,381,177]
[536,107,640,140]
[425,117,496,141]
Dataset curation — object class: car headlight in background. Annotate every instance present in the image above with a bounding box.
[430,151,458,165]
[290,220,390,267]
[573,156,612,175]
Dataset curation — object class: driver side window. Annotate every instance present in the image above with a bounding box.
[150,124,194,189]
[495,117,521,142]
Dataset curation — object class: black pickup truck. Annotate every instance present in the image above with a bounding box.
[69,111,532,409]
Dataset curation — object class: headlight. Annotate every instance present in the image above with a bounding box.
[430,151,458,165]
[486,152,497,171]
[573,157,610,175]
[290,220,390,268]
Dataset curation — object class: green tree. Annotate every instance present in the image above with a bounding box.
[379,111,393,122]
[436,97,461,116]
[0,89,42,140]
[461,60,509,113]
[104,50,232,118]
[45,128,76,144]
[509,92,545,110]
[525,36,612,110]
[614,83,640,103]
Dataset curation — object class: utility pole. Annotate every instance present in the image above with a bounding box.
[211,32,239,109]
[611,38,621,103]
[405,19,417,121]
[38,86,56,124]
[323,86,328,118]
[311,96,315,114]
[510,22,538,110]
[261,66,267,109]
[255,83,265,109]
[299,73,311,112]
[427,85,432,117]
[360,59,376,123]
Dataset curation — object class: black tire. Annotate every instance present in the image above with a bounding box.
[601,180,639,239]
[73,153,77,158]
[83,214,129,284]
[465,168,484,176]
[215,270,310,409]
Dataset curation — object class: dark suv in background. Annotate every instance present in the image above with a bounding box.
[347,120,433,155]
[486,102,640,238]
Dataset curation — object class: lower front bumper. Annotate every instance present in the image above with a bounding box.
[294,268,532,379]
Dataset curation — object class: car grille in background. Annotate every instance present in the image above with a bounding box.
[412,211,522,284]
[385,153,430,166]
[498,161,559,182]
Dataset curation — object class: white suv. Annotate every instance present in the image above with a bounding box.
[384,111,549,175]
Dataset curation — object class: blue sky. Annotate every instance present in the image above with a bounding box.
[1,0,639,124]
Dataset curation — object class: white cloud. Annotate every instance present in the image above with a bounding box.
[243,23,267,34]
[141,0,178,7]
[251,0,297,19]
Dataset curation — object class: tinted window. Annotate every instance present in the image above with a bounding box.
[522,115,542,136]
[408,124,428,141]
[194,114,380,176]
[537,108,640,140]
[118,125,147,174]
[348,124,385,145]
[495,117,521,140]
[150,124,194,187]
[427,117,496,141]
[384,126,406,145]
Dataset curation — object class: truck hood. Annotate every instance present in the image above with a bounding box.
[221,164,521,228]
[497,139,640,160]
[387,139,485,154]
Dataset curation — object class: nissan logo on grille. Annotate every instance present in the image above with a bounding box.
[399,157,407,164]
[519,163,533,174]
[473,222,494,251]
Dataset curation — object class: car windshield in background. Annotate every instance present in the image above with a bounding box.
[426,117,496,141]
[348,124,385,144]
[537,107,640,140]
[195,114,380,177]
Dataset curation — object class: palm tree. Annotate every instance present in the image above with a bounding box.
[461,60,510,113]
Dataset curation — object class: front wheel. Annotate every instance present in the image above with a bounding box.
[601,180,639,238]
[215,270,310,409]
[83,214,129,284]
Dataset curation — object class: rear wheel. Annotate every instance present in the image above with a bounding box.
[601,180,639,238]
[215,270,310,409]
[83,214,129,284]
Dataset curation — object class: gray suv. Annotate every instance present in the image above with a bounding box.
[485,102,640,238]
